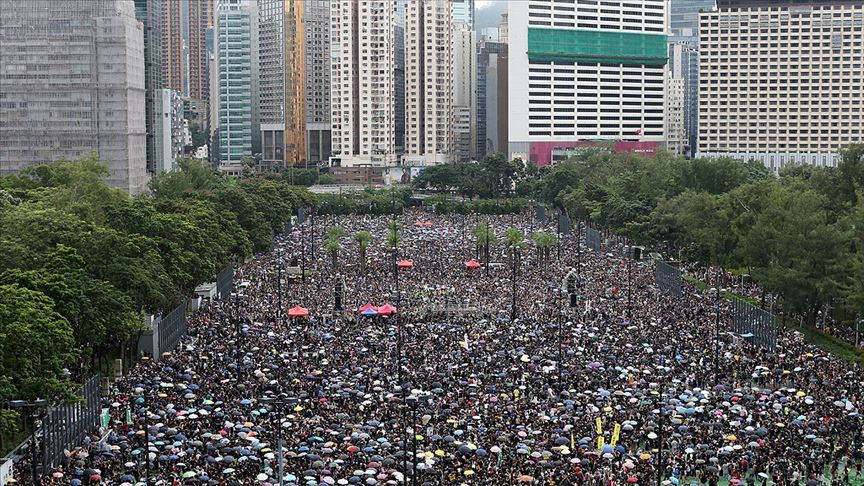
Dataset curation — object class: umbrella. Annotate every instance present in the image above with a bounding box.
[396,260,414,268]
[287,306,309,318]
[518,475,535,482]
[361,307,378,317]
[358,303,377,313]
[465,259,481,269]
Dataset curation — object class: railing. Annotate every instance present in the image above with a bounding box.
[585,227,602,252]
[731,296,778,351]
[655,261,682,297]
[216,264,234,299]
[157,298,188,358]
[42,375,101,473]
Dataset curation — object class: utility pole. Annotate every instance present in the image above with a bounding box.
[714,273,721,387]
[277,263,283,320]
[510,244,518,321]
[657,396,664,486]
[627,258,632,316]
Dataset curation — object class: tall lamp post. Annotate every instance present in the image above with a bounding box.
[714,272,721,387]
[510,242,518,321]
[259,394,294,485]
[9,399,48,485]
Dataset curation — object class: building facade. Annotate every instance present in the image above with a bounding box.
[452,0,474,28]
[394,2,406,155]
[508,0,669,165]
[162,0,184,93]
[665,72,686,156]
[477,39,508,159]
[135,0,164,174]
[188,0,213,132]
[216,0,258,171]
[155,88,185,171]
[330,0,397,167]
[0,0,148,194]
[305,0,331,165]
[404,0,454,166]
[697,1,864,171]
[453,23,477,162]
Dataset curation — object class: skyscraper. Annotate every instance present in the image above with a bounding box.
[477,38,508,159]
[188,0,213,131]
[135,0,164,173]
[305,0,331,165]
[508,0,668,165]
[0,0,149,194]
[330,0,397,167]
[162,0,184,93]
[215,0,258,172]
[698,1,864,171]
[452,0,474,29]
[404,0,454,166]
[453,23,477,162]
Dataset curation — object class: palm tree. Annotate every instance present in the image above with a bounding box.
[473,222,496,264]
[326,225,346,241]
[326,238,341,269]
[354,230,373,266]
[531,231,556,266]
[387,220,402,251]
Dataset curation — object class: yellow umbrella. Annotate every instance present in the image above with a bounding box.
[727,435,737,441]
[464,470,475,476]
[640,453,651,460]
[435,449,445,457]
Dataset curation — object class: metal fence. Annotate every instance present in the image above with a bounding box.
[557,213,571,235]
[216,265,234,299]
[42,375,101,473]
[731,297,778,351]
[586,227,602,252]
[158,298,188,358]
[534,203,546,222]
[654,261,682,297]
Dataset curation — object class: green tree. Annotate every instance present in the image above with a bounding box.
[531,231,556,265]
[473,222,496,264]
[0,284,77,402]
[354,230,373,266]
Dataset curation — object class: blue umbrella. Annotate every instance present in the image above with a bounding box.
[361,308,378,316]
[122,474,136,482]
[476,448,488,457]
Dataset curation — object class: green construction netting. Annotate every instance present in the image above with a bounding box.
[528,27,668,66]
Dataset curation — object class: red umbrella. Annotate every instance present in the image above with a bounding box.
[287,306,309,318]
[358,303,377,313]
[397,260,414,268]
[413,221,424,227]
[377,304,397,316]
[422,221,433,227]
[465,259,481,269]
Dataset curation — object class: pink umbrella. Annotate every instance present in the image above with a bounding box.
[287,306,309,318]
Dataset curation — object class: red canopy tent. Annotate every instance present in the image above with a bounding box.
[397,260,414,268]
[422,221,433,227]
[465,259,481,269]
[287,305,309,317]
[377,304,397,316]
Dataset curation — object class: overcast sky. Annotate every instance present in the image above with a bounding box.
[475,0,508,30]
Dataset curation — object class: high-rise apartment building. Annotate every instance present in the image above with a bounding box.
[499,12,508,43]
[155,89,185,171]
[330,0,397,167]
[698,1,864,171]
[404,0,454,166]
[665,71,687,156]
[394,1,407,155]
[305,0,331,165]
[508,0,669,165]
[477,39,508,159]
[135,0,164,173]
[215,0,259,172]
[452,0,475,29]
[188,0,213,131]
[162,0,184,93]
[453,23,477,162]
[668,0,714,158]
[0,0,148,194]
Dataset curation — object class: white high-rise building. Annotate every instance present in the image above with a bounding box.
[404,0,454,166]
[305,0,331,164]
[507,0,669,166]
[452,0,474,29]
[453,23,477,162]
[698,1,864,172]
[330,0,396,167]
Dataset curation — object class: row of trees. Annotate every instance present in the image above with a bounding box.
[536,146,864,325]
[0,157,312,441]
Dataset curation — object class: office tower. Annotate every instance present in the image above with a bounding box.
[306,0,331,165]
[258,0,306,170]
[499,12,508,43]
[135,0,164,173]
[394,0,406,155]
[668,0,714,158]
[0,0,148,194]
[404,0,454,166]
[453,23,477,162]
[162,0,184,93]
[189,0,213,132]
[698,1,864,171]
[477,39,508,159]
[665,71,687,157]
[508,0,668,166]
[155,89,185,171]
[330,0,397,167]
[215,0,259,172]
[452,0,474,28]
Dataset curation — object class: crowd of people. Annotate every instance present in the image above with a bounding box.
[12,209,864,485]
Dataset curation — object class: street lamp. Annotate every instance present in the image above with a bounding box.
[9,398,48,485]
[259,393,296,486]
[510,242,519,321]
[714,272,721,388]
[405,391,433,486]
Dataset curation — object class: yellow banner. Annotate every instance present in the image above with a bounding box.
[611,423,621,446]
[595,417,602,436]
[597,436,604,451]
[570,430,574,449]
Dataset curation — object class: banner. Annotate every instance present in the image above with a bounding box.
[597,436,604,451]
[611,423,621,446]
[595,417,602,435]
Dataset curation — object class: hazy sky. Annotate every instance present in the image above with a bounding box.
[475,0,508,30]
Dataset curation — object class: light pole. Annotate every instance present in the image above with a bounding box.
[9,399,48,485]
[301,211,306,283]
[277,262,284,320]
[627,257,633,316]
[714,272,721,387]
[656,393,665,486]
[510,243,518,321]
[259,394,294,485]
